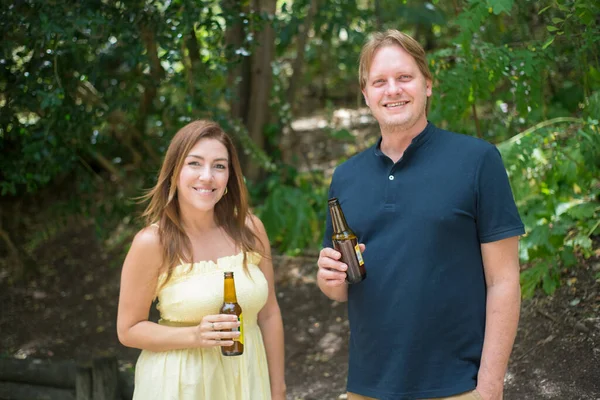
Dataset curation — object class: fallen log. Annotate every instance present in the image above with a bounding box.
[0,358,75,389]
[0,357,134,400]
[0,381,75,400]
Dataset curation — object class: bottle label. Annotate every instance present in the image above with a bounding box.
[236,314,244,345]
[354,244,364,266]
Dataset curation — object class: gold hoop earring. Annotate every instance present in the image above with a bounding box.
[224,187,228,195]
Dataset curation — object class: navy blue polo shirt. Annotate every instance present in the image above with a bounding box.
[323,122,524,400]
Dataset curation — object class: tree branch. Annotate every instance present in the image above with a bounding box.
[452,0,461,16]
[86,147,121,179]
[106,110,159,165]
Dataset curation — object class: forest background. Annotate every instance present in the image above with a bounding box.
[0,0,599,399]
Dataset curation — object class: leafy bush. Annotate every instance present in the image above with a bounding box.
[253,168,327,256]
[499,114,600,298]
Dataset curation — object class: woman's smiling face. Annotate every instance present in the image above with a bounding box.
[176,137,230,214]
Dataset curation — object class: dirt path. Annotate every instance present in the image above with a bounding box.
[1,226,598,399]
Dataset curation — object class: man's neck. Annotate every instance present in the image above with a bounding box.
[379,118,428,163]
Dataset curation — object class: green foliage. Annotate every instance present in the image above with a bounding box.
[0,0,275,192]
[0,1,283,276]
[499,116,600,297]
[487,0,515,15]
[423,0,600,297]
[536,0,600,108]
[430,0,548,139]
[539,0,599,51]
[253,168,327,255]
[1,0,599,291]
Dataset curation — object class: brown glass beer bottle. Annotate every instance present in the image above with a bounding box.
[220,271,244,356]
[328,198,366,284]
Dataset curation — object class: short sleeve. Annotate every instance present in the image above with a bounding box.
[475,146,525,243]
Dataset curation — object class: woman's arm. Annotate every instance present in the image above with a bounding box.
[116,226,239,352]
[251,216,287,400]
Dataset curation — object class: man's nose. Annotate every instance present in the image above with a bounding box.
[385,79,401,95]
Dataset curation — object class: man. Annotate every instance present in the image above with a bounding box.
[317,30,523,400]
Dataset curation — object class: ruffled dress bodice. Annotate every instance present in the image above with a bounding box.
[133,252,271,400]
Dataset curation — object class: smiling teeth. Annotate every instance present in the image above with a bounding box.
[195,188,213,193]
[386,101,408,107]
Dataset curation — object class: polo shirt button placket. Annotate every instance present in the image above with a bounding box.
[384,172,396,211]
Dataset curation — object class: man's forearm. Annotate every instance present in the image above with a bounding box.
[477,280,521,399]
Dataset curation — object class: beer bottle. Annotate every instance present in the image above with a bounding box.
[220,271,244,356]
[328,198,366,284]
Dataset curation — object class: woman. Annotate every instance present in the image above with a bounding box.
[117,120,286,399]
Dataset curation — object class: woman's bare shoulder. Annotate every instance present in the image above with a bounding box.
[133,224,161,247]
[126,225,163,269]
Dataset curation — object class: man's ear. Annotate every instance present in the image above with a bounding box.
[362,90,369,107]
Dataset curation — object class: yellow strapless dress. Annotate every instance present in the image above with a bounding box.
[133,252,271,400]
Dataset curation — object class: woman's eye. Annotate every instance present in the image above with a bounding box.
[215,164,227,170]
[188,161,200,166]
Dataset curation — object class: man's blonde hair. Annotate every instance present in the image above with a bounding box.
[359,30,433,110]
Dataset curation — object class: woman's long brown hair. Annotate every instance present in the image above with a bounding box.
[141,120,263,288]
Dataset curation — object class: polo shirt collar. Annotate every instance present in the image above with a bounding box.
[373,121,434,159]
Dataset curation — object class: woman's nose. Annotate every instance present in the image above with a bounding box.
[197,166,213,180]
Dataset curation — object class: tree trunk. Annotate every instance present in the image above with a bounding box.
[134,23,165,165]
[185,28,201,97]
[223,0,252,124]
[244,0,277,182]
[287,0,319,115]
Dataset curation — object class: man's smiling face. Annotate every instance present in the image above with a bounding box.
[362,45,432,131]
